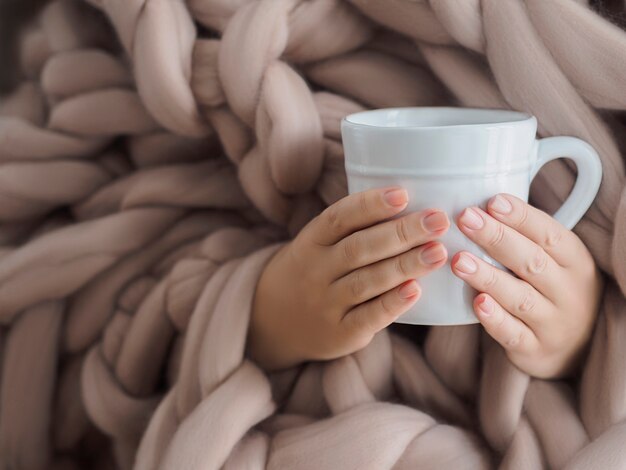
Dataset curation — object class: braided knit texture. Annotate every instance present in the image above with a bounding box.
[1,0,626,468]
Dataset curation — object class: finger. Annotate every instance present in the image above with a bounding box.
[342,279,421,335]
[450,251,553,328]
[456,205,563,299]
[328,208,449,278]
[332,241,447,305]
[485,193,586,268]
[307,186,409,246]
[473,293,540,354]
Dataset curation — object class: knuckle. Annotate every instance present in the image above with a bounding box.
[379,294,395,317]
[325,205,343,235]
[524,246,548,275]
[395,217,412,246]
[342,234,362,265]
[483,267,498,289]
[395,253,412,277]
[544,227,563,249]
[493,309,507,332]
[505,329,523,349]
[487,222,506,248]
[517,287,536,314]
[358,192,371,216]
[349,270,367,300]
[285,237,308,271]
[516,202,529,227]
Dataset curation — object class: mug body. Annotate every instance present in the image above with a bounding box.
[341,107,538,325]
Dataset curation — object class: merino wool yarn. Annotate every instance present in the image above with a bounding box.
[1,0,626,469]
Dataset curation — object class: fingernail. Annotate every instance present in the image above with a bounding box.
[459,207,484,230]
[420,243,446,265]
[477,295,494,316]
[490,195,512,214]
[455,253,477,274]
[422,211,449,232]
[384,188,408,207]
[399,280,419,299]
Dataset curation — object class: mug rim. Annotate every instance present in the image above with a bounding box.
[342,106,534,131]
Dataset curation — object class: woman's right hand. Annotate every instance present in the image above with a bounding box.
[247,186,450,371]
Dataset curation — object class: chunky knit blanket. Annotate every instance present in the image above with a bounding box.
[1,0,626,469]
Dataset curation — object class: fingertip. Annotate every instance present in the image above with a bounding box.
[454,210,464,228]
[421,209,450,235]
[382,185,406,194]
[449,251,462,275]
[456,206,486,232]
[426,207,451,224]
[413,280,422,299]
[420,241,448,266]
[382,187,409,208]
[488,193,513,216]
[474,293,495,317]
[450,251,478,276]
[437,242,449,261]
[398,279,421,300]
[495,192,518,202]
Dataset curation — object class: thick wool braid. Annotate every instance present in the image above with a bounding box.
[0,0,625,469]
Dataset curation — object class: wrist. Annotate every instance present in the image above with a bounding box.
[247,308,304,371]
[246,243,303,372]
[246,326,299,372]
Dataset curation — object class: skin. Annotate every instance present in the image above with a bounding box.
[247,186,604,378]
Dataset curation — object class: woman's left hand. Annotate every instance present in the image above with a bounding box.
[450,193,604,379]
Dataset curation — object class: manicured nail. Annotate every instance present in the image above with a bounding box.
[384,188,408,207]
[420,243,446,265]
[490,194,512,214]
[477,295,494,316]
[398,280,419,299]
[454,253,477,274]
[422,211,448,232]
[459,207,484,230]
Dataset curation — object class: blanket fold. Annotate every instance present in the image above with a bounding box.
[1,0,626,469]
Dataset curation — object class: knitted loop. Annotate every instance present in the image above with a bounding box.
[348,0,454,44]
[0,302,63,469]
[430,0,484,52]
[284,0,373,63]
[479,341,530,452]
[0,160,110,221]
[255,61,323,194]
[190,0,373,230]
[218,0,294,127]
[612,187,626,294]
[82,344,161,441]
[86,0,210,137]
[41,49,133,97]
[49,89,160,136]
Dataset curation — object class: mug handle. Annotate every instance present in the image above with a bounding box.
[529,136,603,230]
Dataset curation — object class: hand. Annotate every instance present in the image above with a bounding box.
[247,186,450,371]
[450,193,604,379]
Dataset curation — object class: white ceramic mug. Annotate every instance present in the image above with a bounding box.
[341,107,603,325]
